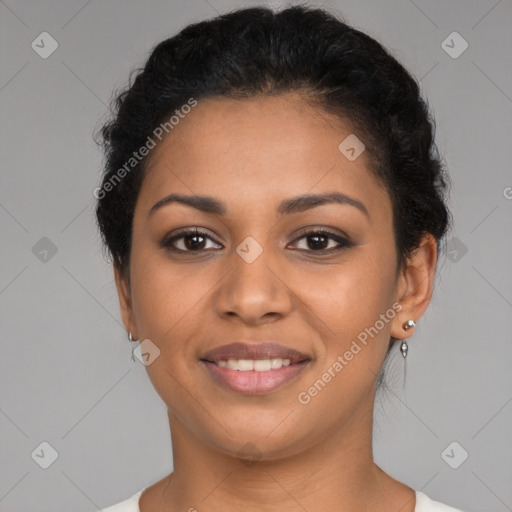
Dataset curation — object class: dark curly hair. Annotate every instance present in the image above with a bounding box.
[94,5,451,361]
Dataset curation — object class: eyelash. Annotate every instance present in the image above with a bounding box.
[162,227,353,254]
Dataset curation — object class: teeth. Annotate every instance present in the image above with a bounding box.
[254,359,271,371]
[216,358,292,371]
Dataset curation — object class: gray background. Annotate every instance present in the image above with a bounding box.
[1,0,511,511]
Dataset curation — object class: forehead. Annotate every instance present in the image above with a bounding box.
[136,94,390,221]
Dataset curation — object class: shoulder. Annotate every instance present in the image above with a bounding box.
[102,488,145,512]
[415,491,466,512]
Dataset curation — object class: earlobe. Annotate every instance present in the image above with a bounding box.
[391,233,438,340]
[113,265,137,338]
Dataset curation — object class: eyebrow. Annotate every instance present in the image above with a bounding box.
[149,192,370,219]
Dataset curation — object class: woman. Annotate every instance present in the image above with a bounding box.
[96,5,465,511]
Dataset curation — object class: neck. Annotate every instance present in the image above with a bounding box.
[146,395,414,512]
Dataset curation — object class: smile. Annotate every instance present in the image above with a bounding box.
[214,358,291,371]
[201,359,311,395]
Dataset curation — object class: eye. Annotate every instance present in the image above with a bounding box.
[289,229,353,253]
[162,227,353,254]
[162,228,222,252]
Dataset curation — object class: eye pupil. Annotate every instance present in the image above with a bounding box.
[308,233,328,250]
[185,235,206,250]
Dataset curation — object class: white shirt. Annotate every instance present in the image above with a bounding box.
[102,488,466,511]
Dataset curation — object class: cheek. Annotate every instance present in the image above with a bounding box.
[295,254,393,334]
[294,254,397,391]
[130,256,212,343]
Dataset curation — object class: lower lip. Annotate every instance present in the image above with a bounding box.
[201,360,310,395]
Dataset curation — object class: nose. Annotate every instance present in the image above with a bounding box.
[214,247,293,326]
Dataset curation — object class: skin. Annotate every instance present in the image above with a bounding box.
[114,92,437,512]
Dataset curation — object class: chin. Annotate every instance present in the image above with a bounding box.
[202,420,318,463]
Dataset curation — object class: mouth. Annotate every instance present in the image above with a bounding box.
[199,342,312,395]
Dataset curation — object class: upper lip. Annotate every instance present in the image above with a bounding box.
[201,342,311,364]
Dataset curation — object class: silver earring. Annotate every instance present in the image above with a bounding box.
[400,340,408,358]
[403,320,416,330]
[400,320,415,358]
[128,331,135,362]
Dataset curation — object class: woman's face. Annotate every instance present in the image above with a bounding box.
[116,93,423,459]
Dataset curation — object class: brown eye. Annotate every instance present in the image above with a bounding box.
[290,230,353,253]
[162,229,222,252]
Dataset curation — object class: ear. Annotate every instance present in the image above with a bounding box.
[113,265,138,339]
[391,233,438,340]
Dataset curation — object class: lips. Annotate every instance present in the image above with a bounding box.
[199,342,312,395]
[200,342,310,365]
